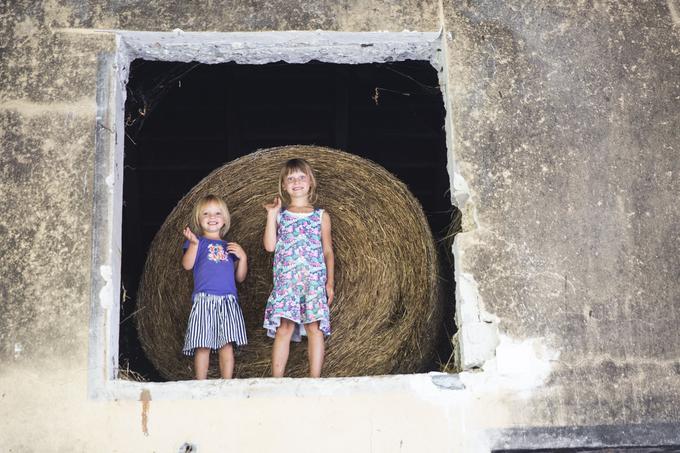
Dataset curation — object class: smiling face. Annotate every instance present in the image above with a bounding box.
[283,170,311,199]
[192,195,231,239]
[198,201,226,238]
[278,158,317,204]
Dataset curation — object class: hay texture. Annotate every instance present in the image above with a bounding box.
[137,145,441,380]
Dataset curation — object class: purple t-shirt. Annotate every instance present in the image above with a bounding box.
[184,237,238,297]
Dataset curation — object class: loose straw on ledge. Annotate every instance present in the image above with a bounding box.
[136,145,442,380]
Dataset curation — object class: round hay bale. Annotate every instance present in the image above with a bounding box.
[136,145,442,380]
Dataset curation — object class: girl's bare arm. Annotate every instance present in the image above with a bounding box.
[321,211,335,305]
[228,242,248,283]
[263,197,281,252]
[181,227,199,270]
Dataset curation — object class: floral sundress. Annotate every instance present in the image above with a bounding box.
[263,208,331,341]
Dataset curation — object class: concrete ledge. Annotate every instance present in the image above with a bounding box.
[91,372,465,401]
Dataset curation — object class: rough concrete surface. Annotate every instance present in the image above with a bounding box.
[3,0,440,33]
[0,109,96,362]
[442,0,680,427]
[1,0,680,451]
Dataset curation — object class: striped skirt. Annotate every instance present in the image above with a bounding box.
[182,292,248,356]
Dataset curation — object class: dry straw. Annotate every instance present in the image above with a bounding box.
[136,145,442,380]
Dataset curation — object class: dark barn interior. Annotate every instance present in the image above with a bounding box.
[121,59,456,380]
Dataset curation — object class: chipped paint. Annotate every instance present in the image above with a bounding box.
[451,336,560,418]
[452,241,501,370]
[492,336,559,392]
[437,26,501,373]
[13,343,23,360]
[475,336,560,395]
[98,265,112,309]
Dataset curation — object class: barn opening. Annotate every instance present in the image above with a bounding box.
[120,59,457,381]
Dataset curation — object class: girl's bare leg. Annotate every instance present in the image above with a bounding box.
[194,348,210,380]
[272,319,295,377]
[305,321,325,378]
[218,343,235,379]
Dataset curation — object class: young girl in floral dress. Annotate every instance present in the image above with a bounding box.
[263,158,334,378]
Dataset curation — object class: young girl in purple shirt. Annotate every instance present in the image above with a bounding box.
[182,194,248,379]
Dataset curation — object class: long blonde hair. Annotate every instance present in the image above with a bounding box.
[191,194,231,238]
[278,158,318,205]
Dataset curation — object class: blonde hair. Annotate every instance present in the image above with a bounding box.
[278,158,318,204]
[191,194,231,238]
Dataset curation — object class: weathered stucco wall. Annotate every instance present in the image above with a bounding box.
[443,0,680,429]
[1,1,679,451]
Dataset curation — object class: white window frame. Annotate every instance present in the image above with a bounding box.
[88,30,466,400]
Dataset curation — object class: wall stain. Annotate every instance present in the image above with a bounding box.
[140,389,151,436]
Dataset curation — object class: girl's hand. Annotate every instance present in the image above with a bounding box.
[230,242,249,283]
[181,227,199,270]
[263,196,282,215]
[326,282,334,306]
[183,227,199,244]
[227,242,247,261]
[263,197,280,252]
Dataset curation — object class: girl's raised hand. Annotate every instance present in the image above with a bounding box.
[263,196,282,215]
[183,226,199,244]
[227,242,247,261]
